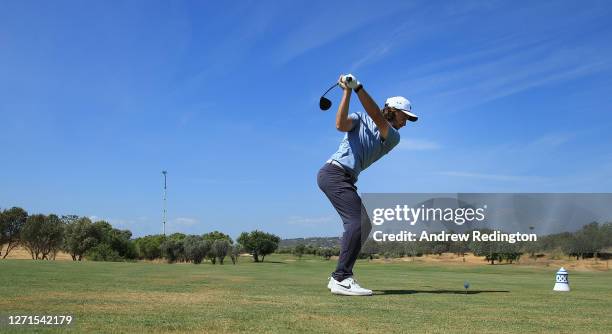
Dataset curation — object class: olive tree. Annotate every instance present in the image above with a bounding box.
[0,207,28,258]
[237,230,280,262]
[183,236,210,264]
[62,217,96,261]
[21,214,64,260]
[212,239,230,264]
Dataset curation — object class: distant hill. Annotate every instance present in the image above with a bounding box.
[280,237,340,248]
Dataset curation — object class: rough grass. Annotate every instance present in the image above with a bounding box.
[1,255,610,333]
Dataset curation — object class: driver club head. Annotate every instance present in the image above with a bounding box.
[319,96,332,111]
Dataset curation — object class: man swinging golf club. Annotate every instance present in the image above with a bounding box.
[318,74,418,296]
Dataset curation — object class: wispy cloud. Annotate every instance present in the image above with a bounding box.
[275,3,414,65]
[432,133,575,182]
[436,171,543,182]
[287,215,336,227]
[356,3,612,113]
[88,216,150,231]
[349,23,411,72]
[172,217,199,227]
[551,159,612,191]
[189,178,260,185]
[176,102,214,127]
[349,2,511,72]
[397,37,612,112]
[493,133,577,158]
[397,138,441,151]
[527,133,574,149]
[173,2,284,96]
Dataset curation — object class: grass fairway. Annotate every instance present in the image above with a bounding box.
[1,256,610,333]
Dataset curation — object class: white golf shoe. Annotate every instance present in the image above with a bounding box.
[329,277,372,296]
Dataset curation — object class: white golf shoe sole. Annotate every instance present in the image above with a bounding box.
[331,286,372,296]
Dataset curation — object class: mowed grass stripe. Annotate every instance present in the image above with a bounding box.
[1,256,610,333]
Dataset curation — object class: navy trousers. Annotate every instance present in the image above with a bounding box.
[317,163,371,281]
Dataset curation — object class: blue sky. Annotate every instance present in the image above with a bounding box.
[1,0,612,239]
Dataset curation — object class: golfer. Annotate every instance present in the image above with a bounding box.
[318,74,418,296]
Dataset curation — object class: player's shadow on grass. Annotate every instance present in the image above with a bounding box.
[374,289,509,295]
[258,261,286,264]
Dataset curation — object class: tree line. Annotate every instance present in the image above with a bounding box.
[3,206,609,265]
[0,207,281,263]
[278,222,612,264]
[277,244,341,260]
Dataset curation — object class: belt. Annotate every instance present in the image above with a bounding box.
[326,159,345,171]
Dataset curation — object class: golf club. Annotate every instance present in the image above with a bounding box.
[319,76,353,111]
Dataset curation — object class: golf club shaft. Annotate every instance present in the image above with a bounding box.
[321,83,339,97]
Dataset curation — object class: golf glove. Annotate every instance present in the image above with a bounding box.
[342,74,361,90]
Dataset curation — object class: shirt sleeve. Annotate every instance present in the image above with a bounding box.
[383,126,400,149]
[347,113,360,131]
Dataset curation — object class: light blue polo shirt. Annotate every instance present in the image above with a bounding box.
[329,112,400,180]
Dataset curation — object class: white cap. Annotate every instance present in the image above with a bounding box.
[385,96,418,122]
